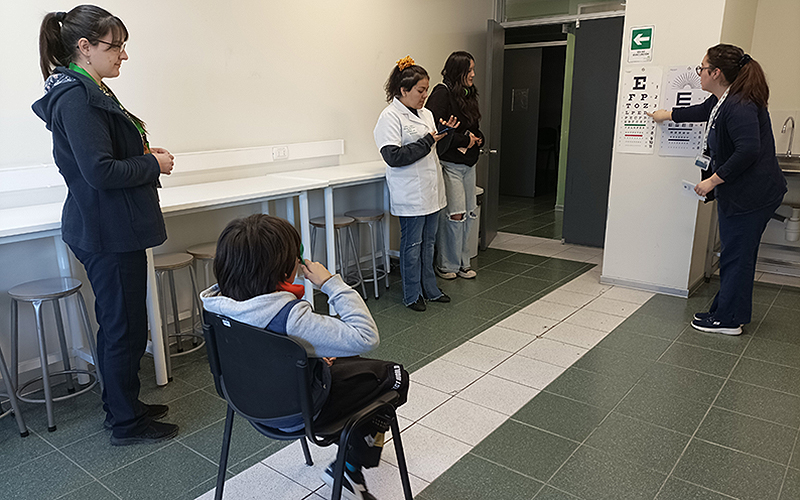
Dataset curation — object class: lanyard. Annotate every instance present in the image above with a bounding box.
[702,88,729,153]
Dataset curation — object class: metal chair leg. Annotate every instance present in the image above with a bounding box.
[0,347,28,437]
[167,270,184,353]
[391,412,414,500]
[32,301,57,432]
[156,274,173,380]
[346,226,367,299]
[368,222,379,299]
[52,299,76,393]
[10,299,19,388]
[380,219,390,289]
[300,436,313,466]
[215,405,235,500]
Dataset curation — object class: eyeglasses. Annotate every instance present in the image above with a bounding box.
[695,65,714,76]
[96,40,126,53]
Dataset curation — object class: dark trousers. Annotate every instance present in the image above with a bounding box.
[710,199,782,325]
[70,246,150,437]
[315,357,409,468]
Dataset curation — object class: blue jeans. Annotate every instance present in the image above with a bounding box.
[710,198,782,325]
[399,212,444,305]
[437,161,478,273]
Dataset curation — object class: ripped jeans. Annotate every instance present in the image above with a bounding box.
[436,161,477,273]
[399,211,444,306]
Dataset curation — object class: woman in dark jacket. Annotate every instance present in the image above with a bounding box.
[649,44,786,336]
[425,51,484,280]
[33,5,178,445]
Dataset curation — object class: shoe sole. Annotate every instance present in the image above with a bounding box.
[457,273,476,279]
[435,270,457,280]
[691,322,742,336]
[110,427,178,446]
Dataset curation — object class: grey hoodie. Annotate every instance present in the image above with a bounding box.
[200,274,379,358]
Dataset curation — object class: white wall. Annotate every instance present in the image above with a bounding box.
[602,0,727,295]
[1,0,493,168]
[0,0,494,381]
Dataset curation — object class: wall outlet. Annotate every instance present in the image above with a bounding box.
[272,146,289,160]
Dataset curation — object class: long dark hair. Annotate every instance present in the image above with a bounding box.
[442,51,480,123]
[214,214,301,301]
[384,60,429,103]
[39,5,128,80]
[706,43,769,108]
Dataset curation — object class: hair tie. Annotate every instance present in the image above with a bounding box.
[396,56,415,71]
[55,11,67,22]
[738,54,752,68]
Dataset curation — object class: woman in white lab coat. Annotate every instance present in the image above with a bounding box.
[374,56,458,311]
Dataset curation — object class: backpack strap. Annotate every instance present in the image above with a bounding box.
[266,299,303,335]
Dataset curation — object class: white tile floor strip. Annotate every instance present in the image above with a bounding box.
[195,238,660,500]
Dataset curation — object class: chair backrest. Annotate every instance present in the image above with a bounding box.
[203,309,313,423]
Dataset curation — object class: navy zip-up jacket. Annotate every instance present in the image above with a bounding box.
[32,67,167,253]
[671,94,786,216]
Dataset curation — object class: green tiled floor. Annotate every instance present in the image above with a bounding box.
[420,279,800,500]
[0,247,593,500]
[497,194,562,239]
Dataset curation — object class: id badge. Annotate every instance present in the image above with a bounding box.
[694,154,711,171]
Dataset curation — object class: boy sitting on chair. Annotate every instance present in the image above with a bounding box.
[200,214,408,500]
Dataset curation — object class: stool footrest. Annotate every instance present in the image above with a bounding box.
[16,370,98,404]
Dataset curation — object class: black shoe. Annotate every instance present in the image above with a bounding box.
[321,463,377,500]
[430,293,451,303]
[691,316,742,336]
[693,311,713,321]
[104,403,169,430]
[110,421,179,446]
[407,297,426,312]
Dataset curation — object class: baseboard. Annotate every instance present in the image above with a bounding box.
[599,275,689,298]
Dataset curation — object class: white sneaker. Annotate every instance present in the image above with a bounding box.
[321,463,376,500]
[457,268,477,279]
[435,268,457,280]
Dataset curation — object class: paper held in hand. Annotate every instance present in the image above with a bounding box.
[681,180,706,202]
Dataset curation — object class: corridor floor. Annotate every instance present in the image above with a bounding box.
[1,232,798,500]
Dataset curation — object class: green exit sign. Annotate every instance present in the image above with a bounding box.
[628,25,654,63]
[632,28,653,49]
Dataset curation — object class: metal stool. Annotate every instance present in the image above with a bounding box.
[310,216,366,298]
[153,253,205,379]
[186,242,216,290]
[0,342,28,437]
[9,278,101,432]
[344,209,390,299]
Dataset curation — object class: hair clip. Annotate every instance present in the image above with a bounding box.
[738,54,752,68]
[397,56,415,71]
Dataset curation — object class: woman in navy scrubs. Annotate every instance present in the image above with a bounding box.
[34,5,179,444]
[649,44,786,336]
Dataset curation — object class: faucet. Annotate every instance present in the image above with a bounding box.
[782,116,795,156]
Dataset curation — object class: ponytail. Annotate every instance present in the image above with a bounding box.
[39,12,68,80]
[37,5,129,80]
[707,43,769,108]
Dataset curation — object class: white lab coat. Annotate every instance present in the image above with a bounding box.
[374,98,447,217]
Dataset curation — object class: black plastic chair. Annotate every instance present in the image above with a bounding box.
[203,309,413,500]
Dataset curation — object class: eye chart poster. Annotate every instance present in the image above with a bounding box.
[658,66,710,157]
[616,66,661,154]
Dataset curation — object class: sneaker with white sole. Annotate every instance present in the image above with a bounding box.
[457,268,477,279]
[321,463,377,500]
[691,316,742,336]
[435,268,457,280]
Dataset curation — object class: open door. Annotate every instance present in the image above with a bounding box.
[478,19,504,250]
